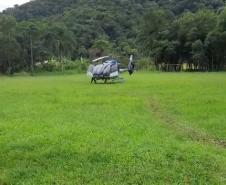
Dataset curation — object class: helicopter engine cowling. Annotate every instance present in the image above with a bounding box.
[87,60,119,78]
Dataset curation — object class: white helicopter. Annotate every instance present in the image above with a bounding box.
[87,55,135,83]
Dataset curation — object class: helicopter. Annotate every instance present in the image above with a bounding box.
[87,55,135,84]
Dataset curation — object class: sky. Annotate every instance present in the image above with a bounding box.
[0,0,30,11]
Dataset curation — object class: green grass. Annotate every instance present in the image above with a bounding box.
[0,72,226,184]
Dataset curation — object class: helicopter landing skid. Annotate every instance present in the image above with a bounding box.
[91,76,124,84]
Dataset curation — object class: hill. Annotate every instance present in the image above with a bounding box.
[3,0,225,21]
[0,0,226,74]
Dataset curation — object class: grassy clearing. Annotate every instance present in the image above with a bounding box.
[0,72,226,184]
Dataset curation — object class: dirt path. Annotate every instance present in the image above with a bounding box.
[148,98,226,149]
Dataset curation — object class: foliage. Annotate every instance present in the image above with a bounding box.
[35,58,88,73]
[0,0,226,73]
[138,8,226,71]
[136,57,156,71]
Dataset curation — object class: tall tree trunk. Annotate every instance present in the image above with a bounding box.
[7,33,12,75]
[211,54,214,72]
[154,59,158,71]
[7,57,11,75]
[57,40,63,71]
[30,37,34,74]
[59,42,64,71]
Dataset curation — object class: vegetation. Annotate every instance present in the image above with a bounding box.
[0,72,226,184]
[1,1,226,184]
[140,8,226,71]
[0,0,226,74]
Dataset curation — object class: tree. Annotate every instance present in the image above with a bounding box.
[42,23,76,62]
[192,40,208,70]
[90,37,113,57]
[175,10,217,64]
[16,21,42,74]
[205,8,226,71]
[138,8,174,56]
[205,31,226,71]
[0,15,20,74]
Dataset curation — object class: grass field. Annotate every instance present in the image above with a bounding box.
[0,72,226,184]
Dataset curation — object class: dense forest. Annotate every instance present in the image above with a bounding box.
[0,0,226,74]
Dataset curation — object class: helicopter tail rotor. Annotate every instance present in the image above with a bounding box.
[128,55,135,75]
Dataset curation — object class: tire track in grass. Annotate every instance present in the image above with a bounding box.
[148,98,226,149]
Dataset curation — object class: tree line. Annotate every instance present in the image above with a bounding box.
[139,7,226,71]
[0,0,226,74]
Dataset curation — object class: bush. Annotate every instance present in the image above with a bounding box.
[35,58,89,73]
[136,58,156,71]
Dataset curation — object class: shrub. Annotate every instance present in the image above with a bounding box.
[136,58,156,71]
[35,58,89,73]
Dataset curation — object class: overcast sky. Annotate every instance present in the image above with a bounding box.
[0,0,30,11]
